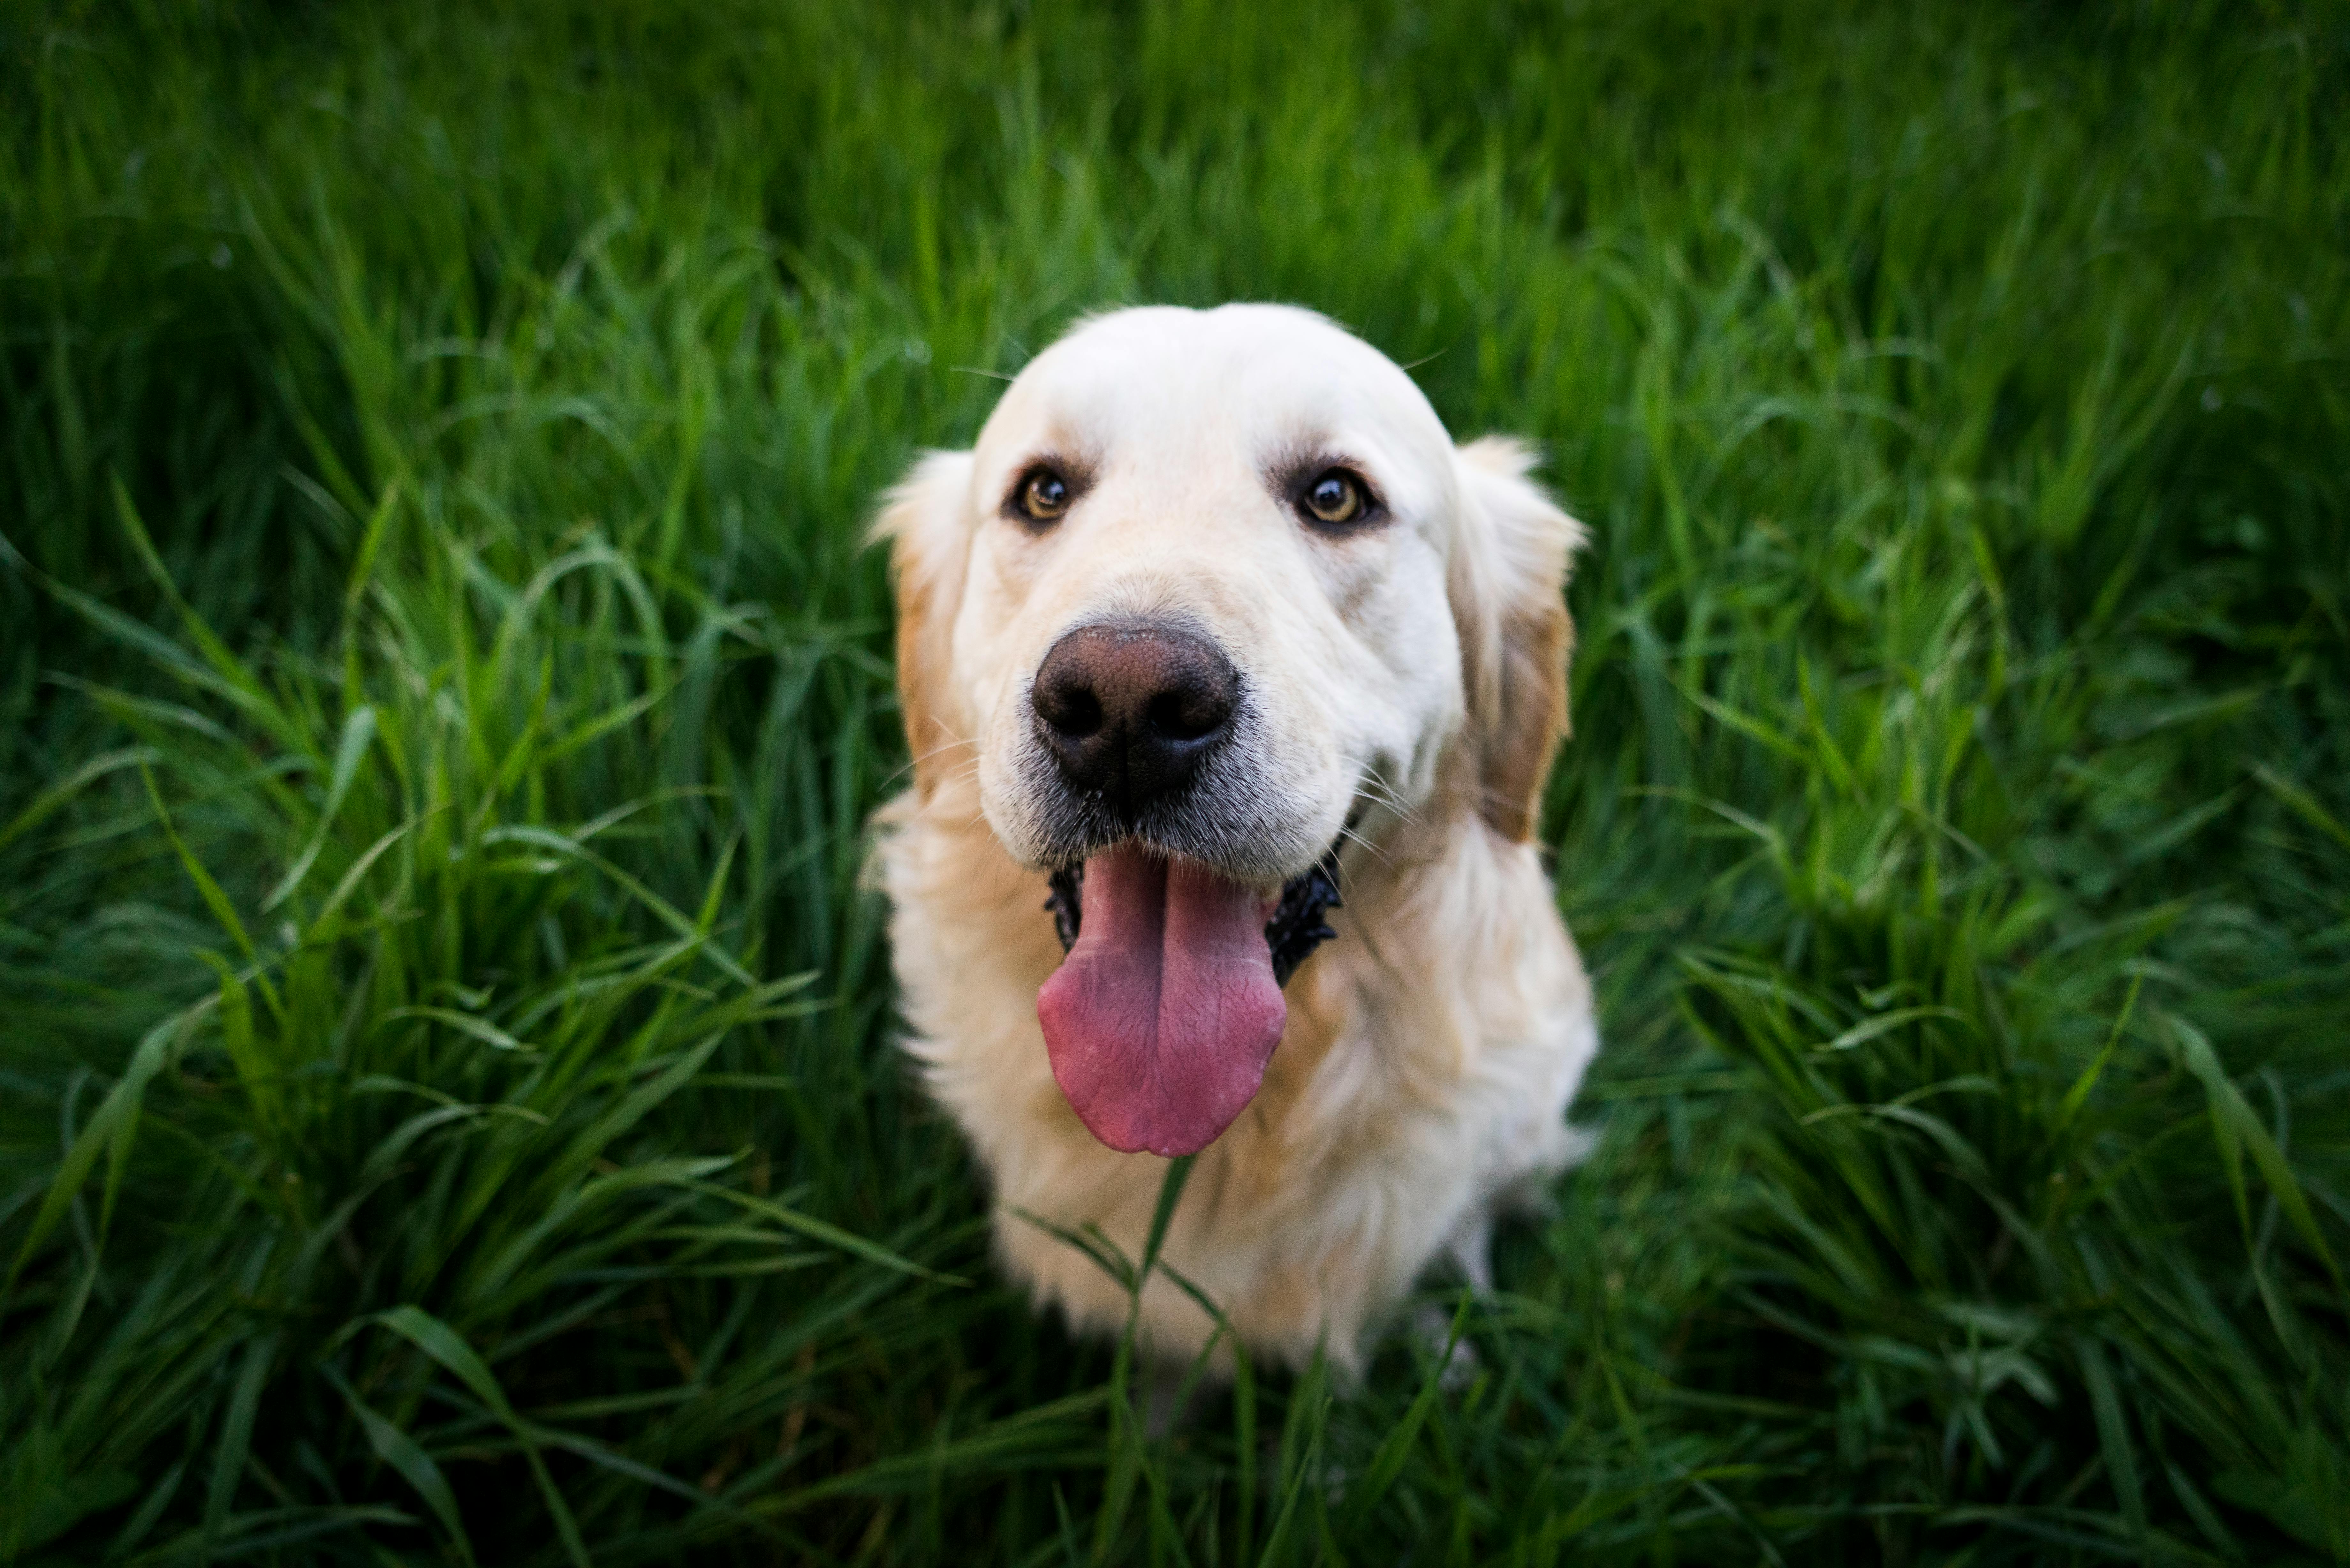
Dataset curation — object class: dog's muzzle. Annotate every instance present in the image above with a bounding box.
[1020,618,1352,1156]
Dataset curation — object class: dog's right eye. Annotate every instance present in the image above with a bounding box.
[1015,468,1072,524]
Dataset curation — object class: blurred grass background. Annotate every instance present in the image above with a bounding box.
[3,0,2346,1562]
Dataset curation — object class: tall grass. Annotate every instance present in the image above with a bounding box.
[3,0,2346,1561]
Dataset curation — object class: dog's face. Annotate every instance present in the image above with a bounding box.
[880,305,1582,1156]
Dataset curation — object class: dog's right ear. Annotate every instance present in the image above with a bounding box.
[869,450,977,801]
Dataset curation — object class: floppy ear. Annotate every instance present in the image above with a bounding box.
[1447,436,1587,842]
[870,449,977,801]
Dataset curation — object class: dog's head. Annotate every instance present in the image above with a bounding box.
[877,305,1583,1156]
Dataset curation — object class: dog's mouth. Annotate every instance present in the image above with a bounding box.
[1035,844,1343,1157]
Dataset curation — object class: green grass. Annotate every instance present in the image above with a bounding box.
[3,0,2346,1561]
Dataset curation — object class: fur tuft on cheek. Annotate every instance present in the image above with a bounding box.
[1446,436,1587,842]
[870,450,977,800]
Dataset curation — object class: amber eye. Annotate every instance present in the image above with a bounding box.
[1018,468,1072,523]
[1302,469,1366,525]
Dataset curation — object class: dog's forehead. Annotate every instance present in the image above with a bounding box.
[979,305,1453,476]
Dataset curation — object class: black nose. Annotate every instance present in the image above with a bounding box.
[1031,622,1239,818]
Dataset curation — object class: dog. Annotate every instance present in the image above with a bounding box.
[872,304,1598,1373]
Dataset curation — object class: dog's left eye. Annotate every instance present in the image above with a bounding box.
[1300,469,1368,526]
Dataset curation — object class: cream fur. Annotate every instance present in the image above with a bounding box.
[871,304,1598,1372]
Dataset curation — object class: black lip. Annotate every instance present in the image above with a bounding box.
[1042,845,1344,989]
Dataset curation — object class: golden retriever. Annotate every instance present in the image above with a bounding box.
[872,304,1597,1372]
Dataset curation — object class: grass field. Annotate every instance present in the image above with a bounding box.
[4,0,2347,1562]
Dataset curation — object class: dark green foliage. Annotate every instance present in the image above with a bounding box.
[3,0,2346,1561]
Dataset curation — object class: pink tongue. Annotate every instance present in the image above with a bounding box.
[1036,846,1287,1157]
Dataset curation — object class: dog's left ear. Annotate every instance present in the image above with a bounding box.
[1447,436,1587,842]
